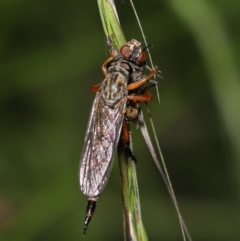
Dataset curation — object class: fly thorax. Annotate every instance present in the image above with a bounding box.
[101,69,128,106]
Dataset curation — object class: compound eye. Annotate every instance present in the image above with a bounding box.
[120,45,131,58]
[137,51,146,63]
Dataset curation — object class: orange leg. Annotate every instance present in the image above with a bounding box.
[127,68,159,91]
[121,119,136,162]
[102,55,115,77]
[127,91,153,102]
[90,84,100,93]
[91,55,115,92]
[122,119,130,145]
[107,35,119,56]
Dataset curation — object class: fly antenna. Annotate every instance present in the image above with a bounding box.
[142,44,153,52]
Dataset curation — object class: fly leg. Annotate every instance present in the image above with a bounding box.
[93,46,126,92]
[89,55,116,93]
[127,91,153,102]
[121,119,137,162]
[102,55,115,77]
[107,34,119,56]
[90,84,100,93]
[90,55,117,92]
[123,91,153,160]
[127,67,159,91]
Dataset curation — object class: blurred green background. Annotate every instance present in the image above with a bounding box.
[1,0,240,240]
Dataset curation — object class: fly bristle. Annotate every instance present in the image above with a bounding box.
[83,199,97,235]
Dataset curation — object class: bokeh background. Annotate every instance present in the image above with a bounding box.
[1,0,240,240]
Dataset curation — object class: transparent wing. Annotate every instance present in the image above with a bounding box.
[79,92,127,197]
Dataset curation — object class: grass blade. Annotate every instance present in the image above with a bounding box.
[97,1,148,240]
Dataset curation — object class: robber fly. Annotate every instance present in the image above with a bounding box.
[79,39,159,235]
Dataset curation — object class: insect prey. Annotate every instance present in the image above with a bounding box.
[79,39,159,235]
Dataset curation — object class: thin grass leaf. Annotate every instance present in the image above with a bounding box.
[138,104,192,241]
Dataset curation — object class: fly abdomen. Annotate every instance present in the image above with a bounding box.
[83,197,98,235]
